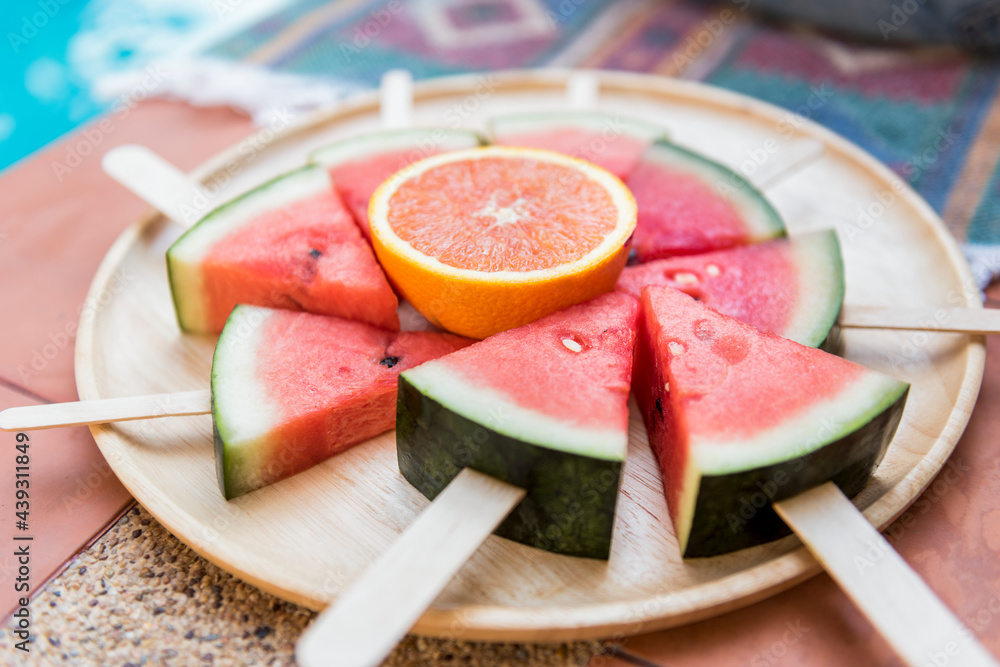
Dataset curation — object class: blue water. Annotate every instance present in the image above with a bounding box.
[0,0,214,173]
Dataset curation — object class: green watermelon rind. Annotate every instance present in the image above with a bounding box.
[400,362,627,462]
[488,110,670,145]
[780,230,845,351]
[684,384,909,558]
[212,304,280,500]
[166,166,332,333]
[693,373,909,475]
[308,127,487,168]
[643,140,787,245]
[396,375,622,560]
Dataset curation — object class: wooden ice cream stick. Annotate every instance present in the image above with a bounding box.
[775,484,997,667]
[750,137,827,190]
[839,305,1000,335]
[380,69,414,129]
[0,390,210,431]
[567,70,600,110]
[102,145,212,229]
[296,468,525,667]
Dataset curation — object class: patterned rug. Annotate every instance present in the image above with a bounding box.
[181,0,1000,282]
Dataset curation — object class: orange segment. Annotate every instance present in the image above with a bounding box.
[369,146,637,338]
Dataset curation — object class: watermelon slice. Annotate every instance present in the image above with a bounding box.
[616,230,844,349]
[627,140,786,262]
[309,128,485,242]
[633,286,908,558]
[167,166,399,334]
[396,292,638,559]
[489,111,668,180]
[212,305,471,499]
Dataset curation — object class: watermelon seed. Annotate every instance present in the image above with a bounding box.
[562,338,583,353]
[655,398,663,415]
[309,248,322,259]
[705,264,720,277]
[673,272,699,286]
[668,341,686,356]
[379,356,400,367]
[664,381,670,392]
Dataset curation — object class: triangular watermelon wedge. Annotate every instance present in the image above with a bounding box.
[309,128,485,243]
[396,292,639,559]
[633,286,908,558]
[627,140,786,262]
[167,166,399,333]
[617,230,844,349]
[212,305,472,499]
[489,111,668,180]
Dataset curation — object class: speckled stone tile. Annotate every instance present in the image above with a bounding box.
[0,505,606,666]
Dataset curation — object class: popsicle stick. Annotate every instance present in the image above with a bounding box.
[775,483,997,667]
[380,69,414,129]
[567,71,600,110]
[0,390,211,432]
[102,145,212,228]
[751,137,826,190]
[296,468,526,667]
[840,305,1000,335]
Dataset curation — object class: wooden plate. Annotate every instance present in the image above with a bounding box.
[75,70,985,641]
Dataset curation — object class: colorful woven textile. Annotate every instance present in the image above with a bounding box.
[203,0,1000,279]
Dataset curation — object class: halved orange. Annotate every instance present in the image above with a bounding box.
[369,146,637,338]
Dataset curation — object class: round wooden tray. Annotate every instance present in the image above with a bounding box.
[75,69,985,641]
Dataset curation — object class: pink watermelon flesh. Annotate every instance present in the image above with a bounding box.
[213,305,472,498]
[429,292,636,432]
[168,167,401,334]
[615,231,844,348]
[618,238,792,327]
[396,291,639,558]
[632,286,908,556]
[328,148,449,243]
[495,128,648,180]
[629,160,752,259]
[626,143,785,262]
